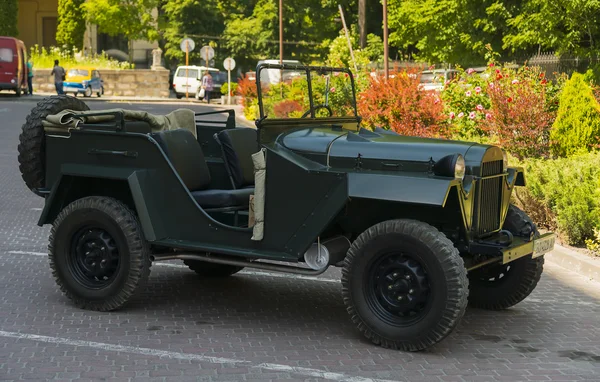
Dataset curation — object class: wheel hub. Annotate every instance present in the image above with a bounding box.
[372,255,430,319]
[71,228,119,287]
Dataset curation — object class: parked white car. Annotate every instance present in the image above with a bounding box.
[257,59,303,85]
[418,69,459,91]
[172,65,220,99]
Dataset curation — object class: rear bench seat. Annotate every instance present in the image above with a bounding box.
[150,129,253,209]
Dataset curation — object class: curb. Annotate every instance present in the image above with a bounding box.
[545,244,600,281]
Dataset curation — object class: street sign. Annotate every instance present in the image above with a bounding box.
[200,45,215,62]
[180,38,195,52]
[180,38,195,99]
[223,57,236,71]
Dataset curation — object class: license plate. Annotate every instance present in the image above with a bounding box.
[532,234,555,258]
[64,87,79,92]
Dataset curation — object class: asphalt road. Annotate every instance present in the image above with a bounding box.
[1,95,599,382]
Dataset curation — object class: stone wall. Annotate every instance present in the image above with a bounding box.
[32,69,170,98]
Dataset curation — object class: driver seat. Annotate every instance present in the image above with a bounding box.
[151,129,253,209]
[214,127,260,189]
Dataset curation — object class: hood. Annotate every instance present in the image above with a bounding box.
[278,126,500,175]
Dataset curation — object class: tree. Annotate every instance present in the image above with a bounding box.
[82,0,159,64]
[0,0,18,37]
[57,0,86,50]
[387,0,528,65]
[161,0,226,64]
[504,0,600,59]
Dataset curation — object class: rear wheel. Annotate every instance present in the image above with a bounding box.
[468,205,544,310]
[183,260,244,277]
[49,196,151,311]
[342,219,469,351]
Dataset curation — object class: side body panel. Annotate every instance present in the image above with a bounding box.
[41,126,348,262]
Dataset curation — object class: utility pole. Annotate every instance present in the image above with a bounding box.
[358,0,366,48]
[383,0,389,80]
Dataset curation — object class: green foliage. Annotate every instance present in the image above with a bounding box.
[161,0,225,64]
[0,0,18,37]
[57,0,86,50]
[220,82,238,95]
[521,151,600,245]
[550,72,600,157]
[504,0,600,59]
[82,0,159,63]
[323,25,383,68]
[387,0,528,65]
[29,45,131,69]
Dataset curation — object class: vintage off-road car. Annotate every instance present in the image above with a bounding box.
[17,63,555,351]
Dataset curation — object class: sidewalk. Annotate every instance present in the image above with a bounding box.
[546,244,600,281]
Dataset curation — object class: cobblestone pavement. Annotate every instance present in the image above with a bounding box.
[1,97,599,382]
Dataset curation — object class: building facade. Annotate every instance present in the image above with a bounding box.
[16,0,157,68]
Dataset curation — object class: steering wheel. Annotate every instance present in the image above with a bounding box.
[301,104,333,118]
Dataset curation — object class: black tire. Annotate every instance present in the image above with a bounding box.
[15,86,21,97]
[342,219,469,351]
[48,196,151,311]
[17,95,90,194]
[183,260,244,277]
[467,205,544,310]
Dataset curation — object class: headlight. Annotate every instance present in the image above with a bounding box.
[502,150,508,172]
[10,78,16,84]
[454,154,466,180]
[433,153,466,180]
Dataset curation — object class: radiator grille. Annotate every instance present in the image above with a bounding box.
[476,160,504,236]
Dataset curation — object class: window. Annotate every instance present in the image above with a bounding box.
[0,48,13,63]
[176,68,199,78]
[68,69,89,76]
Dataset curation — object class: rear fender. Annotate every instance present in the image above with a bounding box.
[37,165,161,241]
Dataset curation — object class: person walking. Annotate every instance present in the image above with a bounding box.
[50,59,65,95]
[26,59,34,95]
[201,71,213,104]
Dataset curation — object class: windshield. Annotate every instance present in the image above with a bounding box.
[0,48,14,63]
[257,64,357,120]
[68,69,89,77]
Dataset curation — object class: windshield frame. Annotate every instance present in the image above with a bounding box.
[255,62,359,121]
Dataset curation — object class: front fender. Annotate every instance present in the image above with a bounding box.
[347,173,461,207]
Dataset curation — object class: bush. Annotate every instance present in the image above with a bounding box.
[29,45,131,69]
[221,82,238,96]
[480,65,555,160]
[357,69,449,138]
[441,63,557,159]
[273,99,303,118]
[237,73,258,120]
[550,72,600,157]
[519,151,600,246]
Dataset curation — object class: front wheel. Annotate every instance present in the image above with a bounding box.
[84,86,92,97]
[342,219,469,351]
[49,196,151,311]
[467,205,544,310]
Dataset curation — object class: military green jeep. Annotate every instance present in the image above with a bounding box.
[17,63,555,351]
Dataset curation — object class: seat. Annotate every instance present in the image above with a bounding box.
[214,128,260,189]
[151,129,253,209]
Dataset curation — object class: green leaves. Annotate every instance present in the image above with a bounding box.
[57,0,86,50]
[0,0,18,37]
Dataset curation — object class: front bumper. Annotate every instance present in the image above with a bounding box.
[0,82,17,90]
[470,231,556,264]
[502,232,556,264]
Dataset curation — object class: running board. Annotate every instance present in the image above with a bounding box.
[150,252,330,276]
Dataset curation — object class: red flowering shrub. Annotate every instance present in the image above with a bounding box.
[480,67,555,160]
[236,73,257,108]
[357,69,448,138]
[273,99,303,118]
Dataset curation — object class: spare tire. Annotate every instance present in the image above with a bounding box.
[17,95,90,195]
